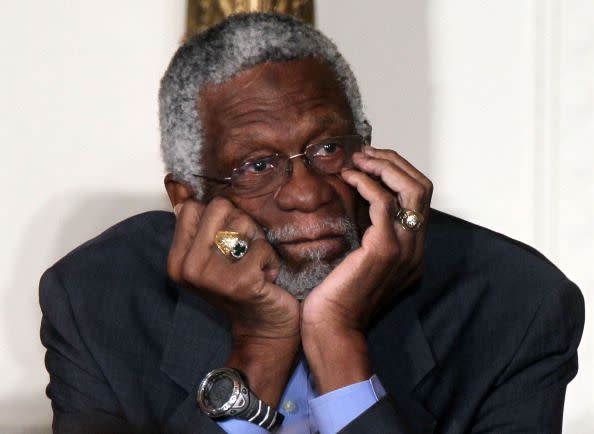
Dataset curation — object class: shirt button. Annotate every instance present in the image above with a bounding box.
[283,400,298,413]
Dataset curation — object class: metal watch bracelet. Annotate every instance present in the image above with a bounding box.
[243,387,283,431]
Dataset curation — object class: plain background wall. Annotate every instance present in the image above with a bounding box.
[0,1,591,432]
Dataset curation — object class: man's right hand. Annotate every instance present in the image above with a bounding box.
[167,197,300,406]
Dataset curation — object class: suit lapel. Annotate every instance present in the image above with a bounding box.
[368,296,437,433]
[160,287,231,433]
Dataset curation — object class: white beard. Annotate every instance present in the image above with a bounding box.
[264,217,360,299]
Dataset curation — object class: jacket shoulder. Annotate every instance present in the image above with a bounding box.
[39,211,177,361]
[421,209,583,368]
[425,209,571,300]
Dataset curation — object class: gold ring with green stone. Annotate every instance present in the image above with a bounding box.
[214,231,249,259]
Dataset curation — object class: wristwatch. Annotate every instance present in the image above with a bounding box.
[197,367,284,431]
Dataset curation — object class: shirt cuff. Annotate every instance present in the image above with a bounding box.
[218,418,270,434]
[309,375,387,434]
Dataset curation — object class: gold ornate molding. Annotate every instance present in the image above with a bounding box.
[185,0,314,40]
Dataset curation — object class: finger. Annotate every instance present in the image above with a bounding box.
[173,203,183,217]
[235,238,281,286]
[202,238,281,301]
[364,147,432,188]
[340,168,397,247]
[189,197,248,258]
[167,199,205,282]
[361,150,431,262]
[353,153,426,213]
[185,198,266,279]
[342,166,417,268]
[225,212,266,242]
[177,197,239,287]
[363,147,433,213]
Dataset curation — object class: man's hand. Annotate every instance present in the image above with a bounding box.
[167,197,301,406]
[301,146,433,393]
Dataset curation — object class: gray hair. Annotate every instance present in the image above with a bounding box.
[159,12,371,199]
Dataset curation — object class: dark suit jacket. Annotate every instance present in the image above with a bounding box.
[39,209,584,433]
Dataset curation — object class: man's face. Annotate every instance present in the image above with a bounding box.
[199,58,364,295]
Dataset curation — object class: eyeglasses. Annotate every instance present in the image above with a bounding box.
[193,134,365,198]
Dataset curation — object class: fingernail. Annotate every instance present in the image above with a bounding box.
[363,146,375,154]
[173,203,183,217]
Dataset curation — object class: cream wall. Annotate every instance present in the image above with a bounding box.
[0,1,591,432]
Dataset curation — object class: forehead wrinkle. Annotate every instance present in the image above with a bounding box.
[203,62,353,132]
[315,112,352,129]
[218,95,350,143]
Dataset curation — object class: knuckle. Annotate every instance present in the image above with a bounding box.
[376,158,393,171]
[232,273,259,301]
[209,196,233,213]
[425,179,434,197]
[383,149,398,158]
[179,200,205,222]
[166,256,181,283]
[377,189,393,205]
[183,200,201,213]
[377,193,396,214]
[180,262,202,285]
[373,147,394,156]
[233,213,255,231]
[418,177,432,193]
[374,237,399,263]
[346,169,364,181]
[410,182,425,197]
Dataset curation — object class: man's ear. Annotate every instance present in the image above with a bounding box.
[164,174,195,207]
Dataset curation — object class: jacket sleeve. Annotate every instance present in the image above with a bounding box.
[338,395,416,433]
[39,267,135,434]
[339,279,585,434]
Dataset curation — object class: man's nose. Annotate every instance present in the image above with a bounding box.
[274,157,334,212]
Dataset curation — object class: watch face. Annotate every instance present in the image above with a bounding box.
[198,368,243,417]
[206,374,235,409]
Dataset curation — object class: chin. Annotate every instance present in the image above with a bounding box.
[274,259,335,300]
[267,216,361,298]
[275,241,359,300]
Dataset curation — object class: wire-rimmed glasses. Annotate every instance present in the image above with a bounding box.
[192,134,365,198]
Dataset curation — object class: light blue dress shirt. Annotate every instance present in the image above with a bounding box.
[218,358,386,434]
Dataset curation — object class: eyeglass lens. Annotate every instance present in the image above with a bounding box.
[230,135,363,197]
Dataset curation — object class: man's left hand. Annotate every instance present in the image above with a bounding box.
[301,146,433,393]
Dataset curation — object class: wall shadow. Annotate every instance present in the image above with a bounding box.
[316,0,431,174]
[1,192,170,431]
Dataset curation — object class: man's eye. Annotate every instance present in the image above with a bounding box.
[243,158,275,173]
[316,142,343,156]
[323,143,338,154]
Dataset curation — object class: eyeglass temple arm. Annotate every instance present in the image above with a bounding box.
[191,173,232,184]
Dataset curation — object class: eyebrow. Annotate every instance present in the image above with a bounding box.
[314,112,352,129]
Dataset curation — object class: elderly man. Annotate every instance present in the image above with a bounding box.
[40,13,584,434]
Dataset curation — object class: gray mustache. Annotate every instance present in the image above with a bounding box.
[264,217,357,245]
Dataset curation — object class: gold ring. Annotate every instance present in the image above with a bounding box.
[396,208,424,231]
[214,231,249,259]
